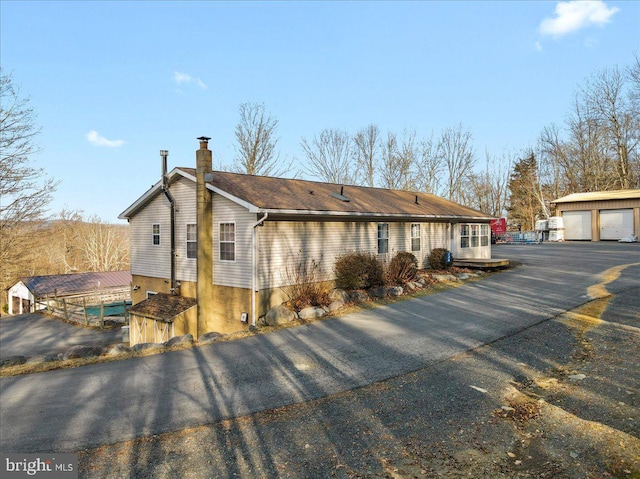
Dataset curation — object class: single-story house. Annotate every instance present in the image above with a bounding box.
[119,137,494,344]
[6,271,132,316]
[552,190,640,241]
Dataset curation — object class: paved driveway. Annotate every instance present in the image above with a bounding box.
[0,313,123,360]
[1,242,638,453]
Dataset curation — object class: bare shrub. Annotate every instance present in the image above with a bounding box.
[385,252,418,285]
[428,248,452,270]
[334,252,384,291]
[281,256,329,312]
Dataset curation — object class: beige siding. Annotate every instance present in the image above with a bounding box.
[555,199,640,212]
[129,178,197,281]
[257,220,453,290]
[212,193,254,289]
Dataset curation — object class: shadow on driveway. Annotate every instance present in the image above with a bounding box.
[0,313,123,360]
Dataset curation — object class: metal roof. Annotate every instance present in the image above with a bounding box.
[552,189,640,204]
[20,271,131,297]
[120,168,493,221]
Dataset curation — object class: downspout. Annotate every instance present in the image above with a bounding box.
[251,211,268,326]
[160,150,176,294]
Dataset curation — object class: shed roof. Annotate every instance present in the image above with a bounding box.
[128,293,196,323]
[18,271,131,297]
[120,168,492,221]
[552,189,640,204]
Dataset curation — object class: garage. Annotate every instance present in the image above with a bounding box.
[552,190,640,242]
[563,210,592,240]
[600,209,634,240]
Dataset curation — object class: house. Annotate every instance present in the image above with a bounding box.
[119,137,493,344]
[552,190,640,241]
[6,271,132,316]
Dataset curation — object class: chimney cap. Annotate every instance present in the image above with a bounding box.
[197,136,211,142]
[160,149,168,156]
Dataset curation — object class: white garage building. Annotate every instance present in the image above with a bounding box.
[552,190,640,241]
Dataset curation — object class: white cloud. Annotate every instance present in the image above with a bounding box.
[85,130,125,148]
[173,71,208,90]
[539,0,619,38]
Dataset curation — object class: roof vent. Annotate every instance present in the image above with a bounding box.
[415,195,419,205]
[331,186,350,202]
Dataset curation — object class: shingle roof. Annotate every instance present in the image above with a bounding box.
[179,169,491,219]
[20,271,131,297]
[128,293,196,323]
[553,189,640,204]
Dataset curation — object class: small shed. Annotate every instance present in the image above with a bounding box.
[128,293,197,346]
[552,190,640,241]
[6,271,132,315]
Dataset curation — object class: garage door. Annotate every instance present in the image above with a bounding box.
[600,209,633,240]
[563,211,592,240]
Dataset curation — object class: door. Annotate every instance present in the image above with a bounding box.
[563,211,592,240]
[600,209,633,240]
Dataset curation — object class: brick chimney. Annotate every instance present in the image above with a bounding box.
[196,136,213,337]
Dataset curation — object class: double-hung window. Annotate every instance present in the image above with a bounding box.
[219,223,236,261]
[377,223,389,254]
[411,224,421,252]
[152,224,160,245]
[460,223,489,248]
[186,224,197,259]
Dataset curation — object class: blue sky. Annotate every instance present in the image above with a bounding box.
[1,1,638,223]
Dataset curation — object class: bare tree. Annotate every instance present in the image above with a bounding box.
[438,124,476,202]
[465,151,511,216]
[83,216,129,272]
[415,133,443,195]
[0,70,58,307]
[583,66,638,189]
[352,124,380,187]
[233,102,288,176]
[301,128,354,184]
[379,129,417,190]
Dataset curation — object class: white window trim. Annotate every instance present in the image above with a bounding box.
[219,221,236,262]
[411,223,421,252]
[377,223,389,255]
[460,223,489,249]
[152,223,160,246]
[186,223,197,259]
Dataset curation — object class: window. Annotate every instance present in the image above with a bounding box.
[481,224,489,246]
[186,224,197,259]
[460,224,470,248]
[411,224,421,252]
[377,223,389,254]
[152,224,160,245]
[460,223,490,248]
[219,223,235,261]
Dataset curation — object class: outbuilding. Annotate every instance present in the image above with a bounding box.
[6,271,132,316]
[551,190,640,241]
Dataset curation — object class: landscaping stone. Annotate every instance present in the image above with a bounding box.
[386,286,404,297]
[456,273,470,280]
[349,291,369,303]
[264,304,297,326]
[198,331,224,345]
[328,288,350,303]
[1,356,26,367]
[131,342,164,353]
[298,306,326,320]
[107,344,132,356]
[404,282,417,292]
[63,345,105,360]
[368,287,386,299]
[328,300,345,312]
[166,334,194,348]
[26,354,60,364]
[432,274,458,282]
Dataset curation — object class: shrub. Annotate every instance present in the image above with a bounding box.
[281,256,330,311]
[385,252,418,285]
[334,252,385,291]
[428,248,452,270]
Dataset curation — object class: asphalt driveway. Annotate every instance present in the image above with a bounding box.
[0,313,123,360]
[1,242,638,454]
